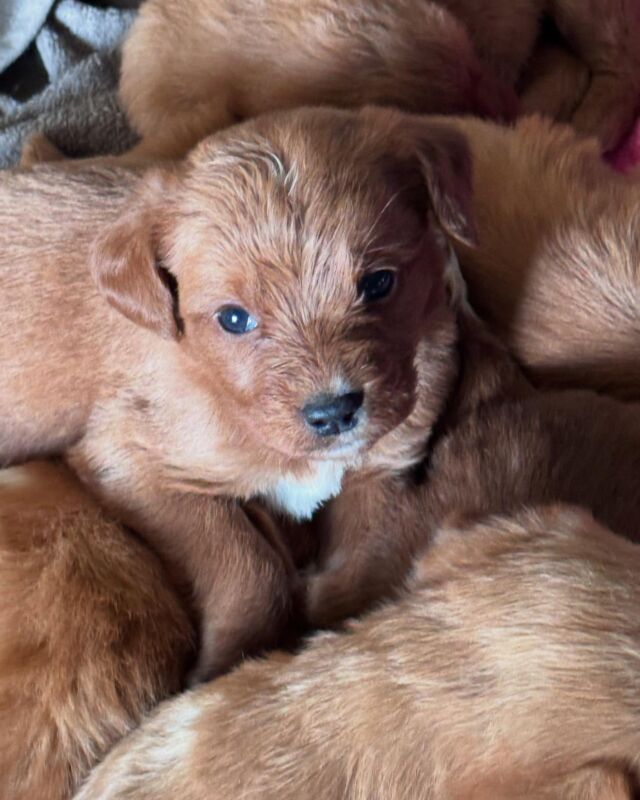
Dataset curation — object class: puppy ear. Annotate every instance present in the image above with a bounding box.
[90,170,181,340]
[414,124,476,247]
[369,106,477,247]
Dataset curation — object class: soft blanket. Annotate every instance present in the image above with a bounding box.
[0,0,139,168]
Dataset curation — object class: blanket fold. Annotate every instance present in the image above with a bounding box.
[0,0,139,167]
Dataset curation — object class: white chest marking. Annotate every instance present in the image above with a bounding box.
[267,461,347,520]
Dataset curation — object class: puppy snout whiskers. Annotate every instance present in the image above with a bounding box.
[302,391,364,438]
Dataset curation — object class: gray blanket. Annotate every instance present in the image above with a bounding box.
[0,0,140,168]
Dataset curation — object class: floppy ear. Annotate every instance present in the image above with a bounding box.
[368,107,477,246]
[414,123,476,247]
[90,170,181,340]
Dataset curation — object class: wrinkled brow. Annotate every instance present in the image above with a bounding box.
[197,142,300,191]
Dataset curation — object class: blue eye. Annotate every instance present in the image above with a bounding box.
[358,269,395,303]
[217,306,258,334]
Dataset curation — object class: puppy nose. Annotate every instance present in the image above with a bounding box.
[302,391,364,437]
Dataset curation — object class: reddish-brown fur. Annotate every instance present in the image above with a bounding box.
[445,114,640,400]
[24,0,640,166]
[7,107,640,796]
[0,106,475,682]
[0,461,193,800]
[111,0,640,161]
[13,306,640,797]
[306,309,640,626]
[75,505,640,800]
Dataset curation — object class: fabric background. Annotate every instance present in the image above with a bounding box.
[0,0,140,167]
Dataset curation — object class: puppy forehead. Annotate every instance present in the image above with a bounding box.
[177,115,409,266]
[169,109,432,324]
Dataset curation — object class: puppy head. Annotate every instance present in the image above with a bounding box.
[91,107,474,466]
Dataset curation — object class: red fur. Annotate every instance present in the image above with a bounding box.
[0,106,473,682]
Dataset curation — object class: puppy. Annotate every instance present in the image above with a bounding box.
[11,109,640,794]
[121,0,640,154]
[444,114,640,400]
[114,0,518,163]
[32,0,639,166]
[75,506,640,800]
[26,113,640,404]
[0,461,193,800]
[0,106,474,681]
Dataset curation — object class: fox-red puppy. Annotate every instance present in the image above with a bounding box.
[446,114,640,400]
[0,461,193,800]
[75,506,640,800]
[0,106,473,682]
[28,0,640,167]
[115,0,640,160]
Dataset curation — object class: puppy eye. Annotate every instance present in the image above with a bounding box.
[217,306,258,335]
[358,269,396,303]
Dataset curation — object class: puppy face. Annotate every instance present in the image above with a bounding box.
[92,107,474,466]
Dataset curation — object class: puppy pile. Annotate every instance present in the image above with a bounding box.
[2,1,640,799]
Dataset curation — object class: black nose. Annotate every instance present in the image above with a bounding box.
[302,391,364,437]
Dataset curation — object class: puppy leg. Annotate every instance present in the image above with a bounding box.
[74,476,296,685]
[0,461,193,800]
[548,0,640,149]
[186,500,296,684]
[305,473,425,628]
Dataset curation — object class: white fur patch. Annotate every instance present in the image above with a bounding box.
[145,694,202,769]
[266,460,347,520]
[0,466,34,490]
[76,694,204,799]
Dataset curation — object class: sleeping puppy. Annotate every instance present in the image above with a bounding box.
[30,0,640,165]
[0,461,193,800]
[0,106,474,682]
[114,0,520,163]
[76,506,640,800]
[445,114,640,400]
[118,0,640,156]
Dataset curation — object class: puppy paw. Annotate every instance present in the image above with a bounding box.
[305,567,378,629]
[20,132,64,167]
[185,623,246,687]
[185,654,218,688]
